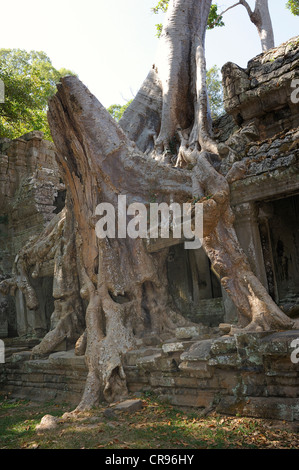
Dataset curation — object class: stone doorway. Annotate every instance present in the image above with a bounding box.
[259,194,299,319]
[167,244,224,326]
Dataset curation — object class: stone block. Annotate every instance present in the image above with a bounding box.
[125,368,149,383]
[155,356,179,372]
[210,336,237,356]
[112,399,143,413]
[268,375,299,387]
[179,360,213,378]
[180,339,214,362]
[261,330,299,357]
[215,369,242,392]
[36,414,60,433]
[162,341,187,354]
[48,350,87,369]
[136,353,162,370]
[10,351,32,363]
[266,385,298,398]
[149,374,175,388]
[235,332,269,366]
[218,324,232,335]
[124,347,161,366]
[175,326,206,340]
[127,382,147,393]
[24,373,44,384]
[172,376,204,389]
[217,396,299,422]
[265,360,299,377]
[166,390,215,408]
[208,353,241,368]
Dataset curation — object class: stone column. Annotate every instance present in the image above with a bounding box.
[0,293,8,338]
[257,203,279,303]
[188,247,214,302]
[233,202,268,289]
[15,287,49,338]
[15,288,28,337]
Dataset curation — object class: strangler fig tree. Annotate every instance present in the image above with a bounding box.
[2,0,297,411]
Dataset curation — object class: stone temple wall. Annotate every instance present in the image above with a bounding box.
[222,37,299,323]
[0,131,64,338]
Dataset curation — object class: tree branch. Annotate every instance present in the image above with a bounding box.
[238,0,254,18]
[210,1,251,29]
[212,0,262,33]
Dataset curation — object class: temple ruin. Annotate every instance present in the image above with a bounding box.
[0,37,299,421]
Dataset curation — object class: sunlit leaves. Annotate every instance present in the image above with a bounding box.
[0,49,76,140]
[286,0,299,15]
[207,3,225,30]
[207,65,224,118]
[151,0,169,14]
[107,100,133,122]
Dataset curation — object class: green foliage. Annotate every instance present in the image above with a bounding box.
[107,100,133,122]
[155,23,164,38]
[0,49,76,140]
[152,0,169,14]
[152,1,224,37]
[286,0,299,15]
[207,4,225,30]
[206,65,224,118]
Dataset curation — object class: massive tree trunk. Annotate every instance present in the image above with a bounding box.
[2,0,296,411]
[46,76,194,410]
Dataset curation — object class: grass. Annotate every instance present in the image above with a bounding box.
[0,393,298,450]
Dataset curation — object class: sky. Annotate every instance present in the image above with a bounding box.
[0,0,298,107]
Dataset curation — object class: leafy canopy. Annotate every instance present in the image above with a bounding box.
[107,100,133,122]
[0,49,76,140]
[286,0,299,15]
[206,65,224,119]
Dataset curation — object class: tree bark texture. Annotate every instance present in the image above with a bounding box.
[47,76,194,410]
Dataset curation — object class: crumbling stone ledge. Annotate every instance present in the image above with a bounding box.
[2,328,298,422]
[123,329,299,422]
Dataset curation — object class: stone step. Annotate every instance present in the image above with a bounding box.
[124,347,162,366]
[48,350,87,368]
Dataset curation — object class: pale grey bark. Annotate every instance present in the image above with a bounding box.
[238,0,275,51]
[119,69,163,154]
[213,0,275,52]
